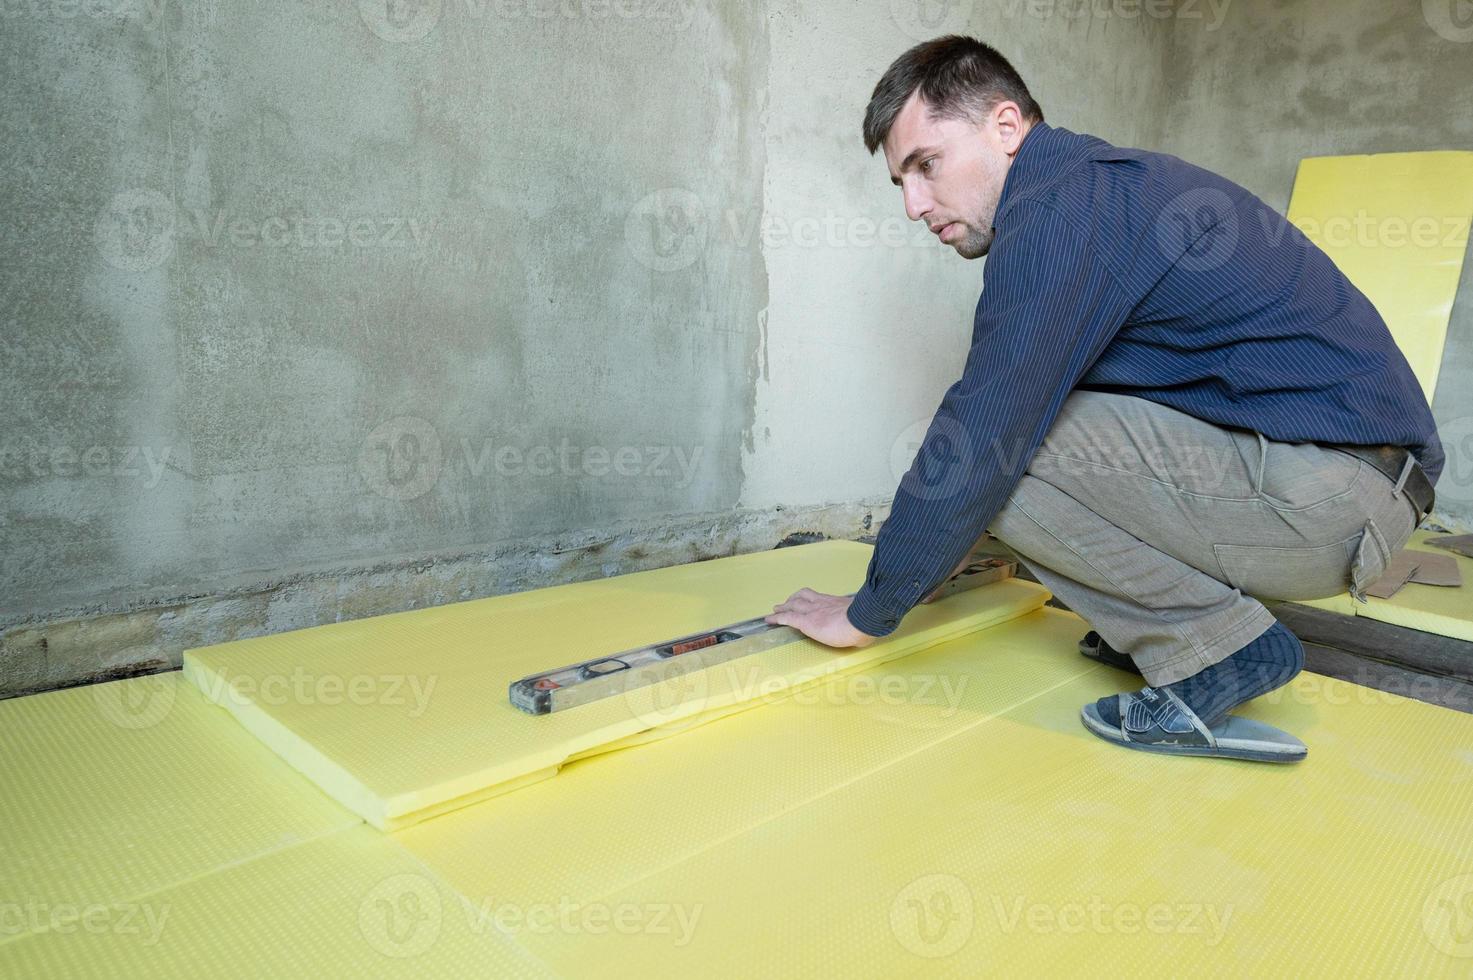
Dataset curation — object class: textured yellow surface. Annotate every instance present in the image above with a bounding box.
[0,826,551,978]
[7,600,1473,974]
[0,676,545,977]
[183,542,1049,829]
[1300,530,1473,641]
[399,607,1473,976]
[1286,151,1473,400]
[0,674,356,918]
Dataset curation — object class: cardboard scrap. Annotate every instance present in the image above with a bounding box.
[1366,548,1464,598]
[1423,533,1473,560]
[1408,551,1462,587]
[1366,551,1421,599]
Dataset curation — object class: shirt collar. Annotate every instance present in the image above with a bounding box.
[995,120,1054,218]
[994,122,1097,222]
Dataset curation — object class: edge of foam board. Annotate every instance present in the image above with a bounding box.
[183,655,392,826]
[377,578,1051,829]
[1287,150,1473,400]
[186,576,1050,831]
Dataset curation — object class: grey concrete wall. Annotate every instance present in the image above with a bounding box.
[1153,0,1473,529]
[3,1,781,693]
[3,1,768,623]
[0,0,1176,695]
[3,0,1468,695]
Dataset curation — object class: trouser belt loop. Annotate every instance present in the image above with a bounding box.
[1253,433,1269,497]
[1330,443,1435,528]
[1392,453,1415,497]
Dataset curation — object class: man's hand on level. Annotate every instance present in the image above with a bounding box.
[765,589,875,649]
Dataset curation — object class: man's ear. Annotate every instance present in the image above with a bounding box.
[991,101,1028,157]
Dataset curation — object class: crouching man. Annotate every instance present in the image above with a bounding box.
[767,36,1440,763]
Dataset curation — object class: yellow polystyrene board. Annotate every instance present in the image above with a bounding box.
[0,673,357,927]
[1297,530,1473,641]
[1286,151,1473,400]
[400,608,1473,976]
[1296,590,1358,617]
[548,673,1473,976]
[0,826,553,978]
[395,606,1096,911]
[184,541,1051,829]
[1353,530,1473,641]
[6,603,1471,974]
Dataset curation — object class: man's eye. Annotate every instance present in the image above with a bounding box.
[921,158,935,174]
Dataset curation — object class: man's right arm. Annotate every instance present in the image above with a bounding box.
[846,201,1136,637]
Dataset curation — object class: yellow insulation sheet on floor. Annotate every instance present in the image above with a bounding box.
[1299,530,1473,641]
[1286,150,1473,400]
[0,675,549,977]
[393,607,1473,976]
[7,606,1473,975]
[182,541,1050,830]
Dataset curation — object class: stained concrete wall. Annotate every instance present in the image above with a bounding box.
[2,0,1469,696]
[1153,0,1473,529]
[3,1,780,693]
[0,0,1177,695]
[3,1,768,618]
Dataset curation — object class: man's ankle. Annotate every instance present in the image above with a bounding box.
[1164,622,1303,726]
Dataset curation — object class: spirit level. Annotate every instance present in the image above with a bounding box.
[508,557,1014,715]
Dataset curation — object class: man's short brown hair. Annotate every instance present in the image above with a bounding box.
[862,36,1044,155]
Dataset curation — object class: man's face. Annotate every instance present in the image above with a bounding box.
[882,90,1027,259]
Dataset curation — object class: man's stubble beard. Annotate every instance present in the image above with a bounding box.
[954,154,1007,259]
[954,223,994,259]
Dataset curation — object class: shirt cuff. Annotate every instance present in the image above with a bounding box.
[846,586,903,638]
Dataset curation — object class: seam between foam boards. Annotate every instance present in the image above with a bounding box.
[0,821,360,952]
[573,646,1104,907]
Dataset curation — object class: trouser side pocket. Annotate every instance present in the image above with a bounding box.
[1349,519,1391,603]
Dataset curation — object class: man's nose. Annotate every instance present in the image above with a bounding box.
[902,181,932,223]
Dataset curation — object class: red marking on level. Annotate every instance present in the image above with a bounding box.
[670,634,720,656]
[534,677,560,690]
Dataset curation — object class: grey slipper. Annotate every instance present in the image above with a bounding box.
[1080,686,1307,764]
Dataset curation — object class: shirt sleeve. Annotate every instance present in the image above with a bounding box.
[847,201,1137,637]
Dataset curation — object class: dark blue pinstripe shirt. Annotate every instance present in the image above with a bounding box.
[848,122,1443,637]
